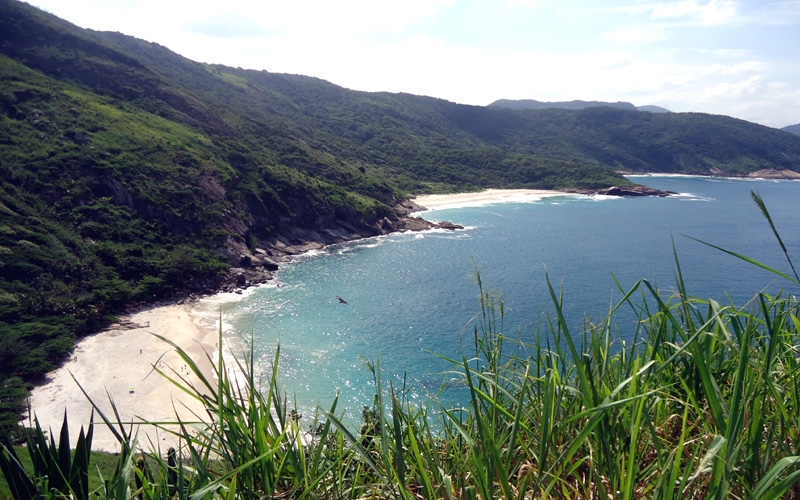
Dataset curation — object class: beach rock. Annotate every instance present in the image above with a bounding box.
[576,185,676,197]
[747,169,800,179]
[435,221,464,230]
[195,196,463,300]
[397,216,434,231]
[261,258,279,271]
[234,271,247,287]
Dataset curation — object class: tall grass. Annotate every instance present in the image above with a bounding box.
[3,190,800,498]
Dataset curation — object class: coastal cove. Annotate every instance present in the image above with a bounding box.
[188,175,800,424]
[28,176,800,440]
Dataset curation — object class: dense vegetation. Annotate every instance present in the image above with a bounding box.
[2,0,800,443]
[3,193,800,498]
[489,98,671,114]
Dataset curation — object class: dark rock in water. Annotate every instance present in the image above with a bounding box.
[569,185,675,197]
[397,216,434,231]
[603,185,676,197]
[435,221,464,230]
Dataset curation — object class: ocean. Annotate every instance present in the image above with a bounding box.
[198,175,800,425]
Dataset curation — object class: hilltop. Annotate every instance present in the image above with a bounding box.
[489,98,671,114]
[2,0,800,437]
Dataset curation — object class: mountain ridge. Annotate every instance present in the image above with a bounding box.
[489,98,672,114]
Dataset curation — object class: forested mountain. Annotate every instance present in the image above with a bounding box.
[784,124,800,135]
[489,99,671,114]
[2,0,800,437]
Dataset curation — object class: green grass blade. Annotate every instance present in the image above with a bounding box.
[684,235,798,285]
[750,456,800,500]
[751,190,800,283]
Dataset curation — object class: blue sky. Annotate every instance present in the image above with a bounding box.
[27,0,800,128]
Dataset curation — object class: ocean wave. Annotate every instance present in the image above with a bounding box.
[586,194,622,202]
[627,173,800,183]
[673,192,715,202]
[410,227,475,240]
[294,248,328,260]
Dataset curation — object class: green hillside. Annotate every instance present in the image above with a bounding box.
[2,0,800,438]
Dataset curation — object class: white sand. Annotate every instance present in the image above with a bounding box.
[28,303,220,452]
[413,188,570,210]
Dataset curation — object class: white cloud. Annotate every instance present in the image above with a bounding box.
[244,0,456,35]
[650,0,739,25]
[504,0,551,8]
[700,75,764,99]
[185,13,273,38]
[749,0,800,26]
[596,53,635,69]
[705,60,766,75]
[710,48,753,59]
[602,27,668,43]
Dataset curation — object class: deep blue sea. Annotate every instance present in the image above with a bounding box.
[200,175,800,424]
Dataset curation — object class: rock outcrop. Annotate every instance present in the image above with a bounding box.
[746,169,800,180]
[597,185,676,197]
[568,185,676,197]
[210,199,463,294]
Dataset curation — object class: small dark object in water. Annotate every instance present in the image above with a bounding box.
[337,296,348,305]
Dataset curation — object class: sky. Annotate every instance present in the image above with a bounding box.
[26,0,800,128]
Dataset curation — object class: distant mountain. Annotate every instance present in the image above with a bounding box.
[635,105,671,114]
[490,99,636,111]
[489,99,671,114]
[2,0,800,437]
[783,124,800,135]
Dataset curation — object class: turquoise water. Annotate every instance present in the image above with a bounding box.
[206,176,800,424]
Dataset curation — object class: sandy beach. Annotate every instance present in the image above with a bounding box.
[413,188,570,210]
[24,188,569,452]
[28,302,221,452]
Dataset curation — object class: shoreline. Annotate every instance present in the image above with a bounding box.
[21,187,646,451]
[23,190,548,451]
[413,188,572,211]
[28,302,221,452]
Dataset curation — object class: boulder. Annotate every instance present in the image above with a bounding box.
[261,258,280,271]
[235,272,247,287]
[598,185,675,197]
[435,221,464,230]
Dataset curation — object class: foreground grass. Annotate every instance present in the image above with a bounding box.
[3,192,800,499]
[0,444,119,500]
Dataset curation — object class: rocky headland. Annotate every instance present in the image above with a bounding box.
[197,197,464,297]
